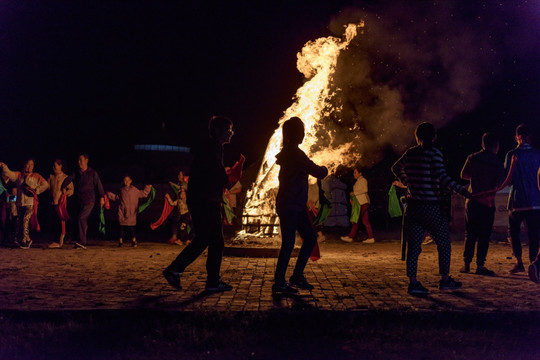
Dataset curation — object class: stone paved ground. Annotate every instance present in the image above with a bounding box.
[1,234,539,313]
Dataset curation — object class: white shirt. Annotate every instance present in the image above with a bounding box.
[353,176,370,205]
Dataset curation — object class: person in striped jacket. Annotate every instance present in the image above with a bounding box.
[392,122,471,295]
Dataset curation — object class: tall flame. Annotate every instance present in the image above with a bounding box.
[242,23,363,234]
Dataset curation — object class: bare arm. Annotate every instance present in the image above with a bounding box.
[391,155,408,186]
[139,184,152,198]
[460,156,472,181]
[0,163,19,183]
[106,191,119,202]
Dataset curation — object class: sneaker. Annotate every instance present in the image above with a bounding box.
[475,266,495,276]
[132,240,137,247]
[439,276,462,290]
[422,236,434,245]
[48,242,61,249]
[460,263,470,273]
[205,280,233,292]
[509,263,525,274]
[289,274,314,290]
[528,263,539,283]
[74,242,87,249]
[340,236,353,243]
[272,283,298,295]
[407,281,429,295]
[20,240,32,249]
[362,238,375,244]
[168,238,183,246]
[162,269,182,290]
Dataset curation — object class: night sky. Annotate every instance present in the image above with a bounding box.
[1,0,539,180]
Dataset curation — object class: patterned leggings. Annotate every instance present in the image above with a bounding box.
[403,202,451,278]
[16,205,33,244]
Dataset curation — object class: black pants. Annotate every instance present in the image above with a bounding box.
[119,225,135,240]
[463,201,495,266]
[509,209,540,263]
[167,202,223,285]
[275,207,317,286]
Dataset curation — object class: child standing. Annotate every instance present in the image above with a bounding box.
[272,117,328,295]
[48,159,73,248]
[165,188,193,244]
[107,175,152,247]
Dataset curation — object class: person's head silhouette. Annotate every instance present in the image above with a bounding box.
[282,117,305,147]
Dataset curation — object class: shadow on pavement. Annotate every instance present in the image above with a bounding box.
[272,293,317,310]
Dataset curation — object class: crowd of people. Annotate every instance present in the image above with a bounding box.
[392,122,540,294]
[0,154,190,250]
[2,118,540,295]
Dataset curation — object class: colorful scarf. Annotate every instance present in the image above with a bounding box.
[223,192,235,225]
[138,186,156,213]
[99,207,106,235]
[304,208,322,262]
[226,154,245,184]
[98,196,110,235]
[387,185,403,218]
[312,183,332,226]
[309,238,321,261]
[349,194,361,224]
[56,193,70,236]
[150,197,174,230]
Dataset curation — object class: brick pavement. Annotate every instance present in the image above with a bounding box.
[1,236,540,313]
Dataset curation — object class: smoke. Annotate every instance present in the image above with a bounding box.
[316,0,539,167]
[241,0,540,230]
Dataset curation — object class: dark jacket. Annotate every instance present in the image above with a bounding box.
[275,145,328,212]
[187,137,229,207]
[62,167,104,205]
[460,149,504,207]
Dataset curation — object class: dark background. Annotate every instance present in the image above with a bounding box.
[1,0,539,182]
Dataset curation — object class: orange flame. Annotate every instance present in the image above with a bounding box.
[242,23,363,234]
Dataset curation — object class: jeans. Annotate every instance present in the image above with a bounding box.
[509,209,540,263]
